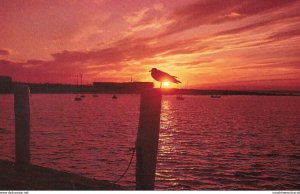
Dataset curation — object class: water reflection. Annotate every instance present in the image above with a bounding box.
[157,98,182,187]
[159,99,176,154]
[1,95,300,190]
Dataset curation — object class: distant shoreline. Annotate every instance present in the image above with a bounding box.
[0,82,299,96]
[0,88,299,96]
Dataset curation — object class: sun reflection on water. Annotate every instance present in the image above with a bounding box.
[160,100,175,154]
[157,99,179,182]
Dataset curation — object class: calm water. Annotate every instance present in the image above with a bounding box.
[0,94,300,190]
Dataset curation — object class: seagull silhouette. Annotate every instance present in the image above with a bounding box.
[149,68,181,88]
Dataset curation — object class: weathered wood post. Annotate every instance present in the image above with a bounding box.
[14,84,30,167]
[136,89,162,190]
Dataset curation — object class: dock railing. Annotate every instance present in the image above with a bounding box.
[13,84,162,190]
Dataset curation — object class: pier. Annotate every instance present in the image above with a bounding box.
[0,85,162,190]
[0,160,124,190]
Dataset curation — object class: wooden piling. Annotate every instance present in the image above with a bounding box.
[14,84,30,167]
[136,89,162,190]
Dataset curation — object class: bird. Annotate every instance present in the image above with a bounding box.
[149,68,181,88]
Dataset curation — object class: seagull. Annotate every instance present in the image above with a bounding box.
[149,68,181,88]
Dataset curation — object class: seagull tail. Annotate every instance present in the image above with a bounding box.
[172,77,181,84]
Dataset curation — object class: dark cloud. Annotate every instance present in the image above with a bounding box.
[234,0,297,15]
[0,49,10,56]
[240,24,300,47]
[0,60,25,72]
[216,20,273,36]
[161,0,298,37]
[1,34,213,82]
[233,60,300,70]
[51,48,124,64]
[52,36,209,64]
[0,59,85,83]
[216,11,300,37]
[267,27,300,42]
[0,60,45,82]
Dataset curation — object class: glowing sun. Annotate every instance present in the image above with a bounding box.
[162,82,170,87]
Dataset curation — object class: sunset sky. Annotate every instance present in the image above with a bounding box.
[0,0,300,90]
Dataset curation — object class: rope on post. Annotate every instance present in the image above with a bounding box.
[113,147,135,184]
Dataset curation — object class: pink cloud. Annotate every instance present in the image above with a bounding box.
[123,8,150,24]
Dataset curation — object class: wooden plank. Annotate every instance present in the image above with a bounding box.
[136,89,162,190]
[14,84,31,167]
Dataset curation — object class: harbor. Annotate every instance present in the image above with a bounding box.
[0,160,125,190]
